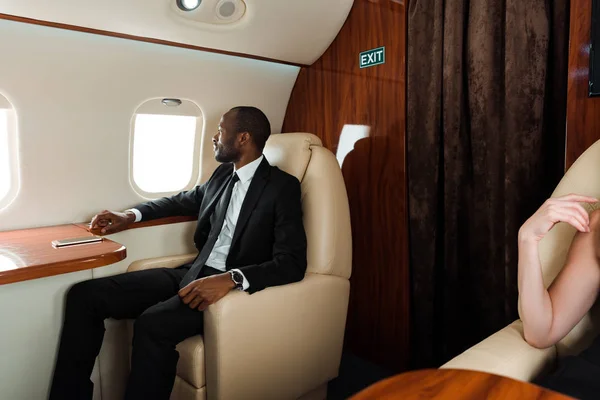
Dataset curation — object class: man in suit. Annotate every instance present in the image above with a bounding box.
[49,106,307,400]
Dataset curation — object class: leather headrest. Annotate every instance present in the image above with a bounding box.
[263,133,322,182]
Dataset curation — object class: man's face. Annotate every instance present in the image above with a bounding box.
[213,112,241,163]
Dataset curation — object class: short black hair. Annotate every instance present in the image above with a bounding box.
[229,106,271,151]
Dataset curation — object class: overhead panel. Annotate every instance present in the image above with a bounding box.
[0,0,354,65]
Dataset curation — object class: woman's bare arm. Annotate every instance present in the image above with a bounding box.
[518,195,600,349]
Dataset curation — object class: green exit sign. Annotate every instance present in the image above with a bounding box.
[359,46,385,69]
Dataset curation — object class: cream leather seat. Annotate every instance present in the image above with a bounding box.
[440,139,600,382]
[98,133,352,400]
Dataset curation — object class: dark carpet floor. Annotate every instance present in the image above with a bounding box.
[327,352,395,399]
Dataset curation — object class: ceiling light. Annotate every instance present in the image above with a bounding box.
[177,0,201,11]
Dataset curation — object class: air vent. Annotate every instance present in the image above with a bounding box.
[215,0,245,21]
[218,1,236,18]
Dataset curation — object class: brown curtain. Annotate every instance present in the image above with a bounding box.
[407,0,569,367]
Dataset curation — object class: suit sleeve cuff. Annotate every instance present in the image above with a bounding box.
[231,268,250,291]
[125,208,142,222]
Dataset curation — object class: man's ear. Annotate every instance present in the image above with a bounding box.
[239,131,251,146]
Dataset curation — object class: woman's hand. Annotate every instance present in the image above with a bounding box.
[518,194,598,243]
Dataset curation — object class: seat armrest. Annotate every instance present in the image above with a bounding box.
[440,320,557,382]
[127,253,197,272]
[203,273,350,400]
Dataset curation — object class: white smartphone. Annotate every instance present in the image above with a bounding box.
[52,236,103,248]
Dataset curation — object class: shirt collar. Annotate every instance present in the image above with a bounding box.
[233,155,264,184]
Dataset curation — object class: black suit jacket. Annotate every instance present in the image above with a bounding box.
[134,157,307,294]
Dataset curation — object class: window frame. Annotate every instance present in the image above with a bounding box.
[129,98,203,199]
[0,93,20,211]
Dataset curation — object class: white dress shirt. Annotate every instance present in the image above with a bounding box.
[127,155,264,291]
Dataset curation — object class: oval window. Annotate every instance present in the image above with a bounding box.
[0,94,19,210]
[130,98,202,197]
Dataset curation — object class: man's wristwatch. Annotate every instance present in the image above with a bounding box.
[229,270,244,290]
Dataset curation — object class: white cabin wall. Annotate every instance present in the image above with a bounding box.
[0,18,299,400]
[0,18,299,231]
[0,270,92,399]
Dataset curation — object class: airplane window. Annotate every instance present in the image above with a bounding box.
[131,98,202,196]
[0,111,10,201]
[0,94,18,209]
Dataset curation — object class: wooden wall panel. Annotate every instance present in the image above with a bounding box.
[282,0,408,371]
[566,0,600,167]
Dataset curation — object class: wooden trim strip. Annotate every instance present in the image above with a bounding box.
[74,215,198,232]
[131,215,198,229]
[0,12,306,68]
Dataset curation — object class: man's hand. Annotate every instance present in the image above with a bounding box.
[178,273,235,311]
[89,210,136,235]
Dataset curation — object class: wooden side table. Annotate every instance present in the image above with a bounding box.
[350,369,574,399]
[0,224,126,285]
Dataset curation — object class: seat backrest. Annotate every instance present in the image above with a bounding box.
[263,133,352,279]
[536,139,600,357]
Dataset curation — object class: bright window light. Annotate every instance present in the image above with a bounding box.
[132,114,197,194]
[336,124,371,167]
[0,110,10,203]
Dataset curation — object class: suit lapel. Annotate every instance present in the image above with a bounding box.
[229,158,270,252]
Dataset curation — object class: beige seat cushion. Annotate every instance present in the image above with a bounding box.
[175,336,205,389]
[265,133,352,279]
[126,321,205,389]
[440,320,556,381]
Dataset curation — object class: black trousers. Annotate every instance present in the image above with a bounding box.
[534,335,600,400]
[49,264,221,400]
